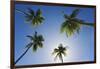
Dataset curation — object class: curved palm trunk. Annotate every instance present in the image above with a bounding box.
[79,23,94,27]
[14,46,31,64]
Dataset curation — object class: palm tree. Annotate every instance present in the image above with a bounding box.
[16,8,45,26]
[61,9,94,37]
[52,44,67,63]
[15,31,44,64]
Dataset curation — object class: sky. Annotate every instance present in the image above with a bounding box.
[14,3,95,65]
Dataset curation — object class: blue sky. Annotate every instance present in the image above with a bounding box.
[15,3,95,65]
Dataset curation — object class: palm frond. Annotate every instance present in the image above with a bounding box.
[27,8,34,16]
[25,14,33,22]
[64,14,70,19]
[54,53,60,61]
[36,9,42,16]
[62,51,67,56]
[32,44,38,52]
[38,17,45,24]
[38,35,44,41]
[25,8,35,22]
[60,21,68,33]
[52,48,59,55]
[38,42,43,48]
[70,9,80,18]
[26,35,34,41]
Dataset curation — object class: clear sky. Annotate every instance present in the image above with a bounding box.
[15,3,95,65]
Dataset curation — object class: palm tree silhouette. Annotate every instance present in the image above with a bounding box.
[16,8,45,26]
[61,9,94,37]
[52,44,67,63]
[15,31,44,64]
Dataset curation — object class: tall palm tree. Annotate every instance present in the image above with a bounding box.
[61,9,94,37]
[52,44,67,63]
[16,8,45,26]
[15,31,44,64]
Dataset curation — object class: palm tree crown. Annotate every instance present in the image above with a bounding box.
[52,44,67,63]
[26,31,44,52]
[16,8,45,26]
[61,9,94,37]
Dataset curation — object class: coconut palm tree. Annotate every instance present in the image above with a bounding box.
[61,9,94,37]
[15,31,44,64]
[52,44,67,63]
[16,8,45,26]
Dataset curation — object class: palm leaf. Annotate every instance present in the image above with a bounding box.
[38,42,43,48]
[62,51,67,56]
[25,8,34,22]
[52,48,59,55]
[32,44,38,52]
[27,8,34,16]
[70,9,80,18]
[38,17,45,24]
[36,9,42,16]
[25,14,33,22]
[26,35,34,41]
[54,53,60,61]
[38,35,44,41]
[60,21,68,33]
[64,14,70,19]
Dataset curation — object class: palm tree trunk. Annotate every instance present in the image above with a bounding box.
[61,56,63,63]
[14,46,31,64]
[60,54,63,63]
[79,22,94,27]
